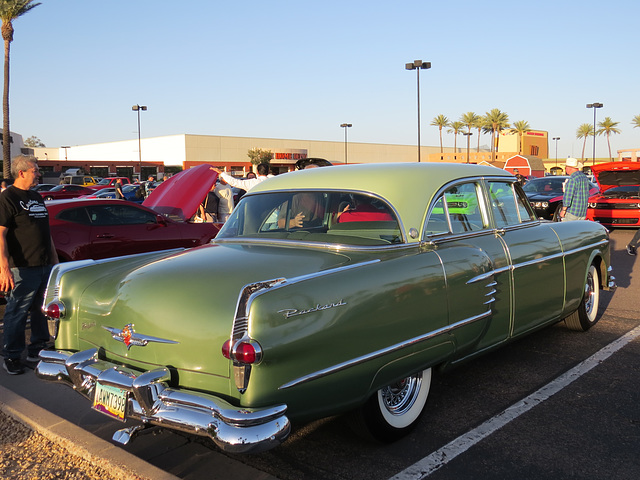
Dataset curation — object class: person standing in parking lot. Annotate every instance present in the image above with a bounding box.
[0,155,59,375]
[213,163,269,192]
[214,177,234,222]
[114,180,124,199]
[559,158,590,221]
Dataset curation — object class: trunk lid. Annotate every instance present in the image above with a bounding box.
[75,243,354,379]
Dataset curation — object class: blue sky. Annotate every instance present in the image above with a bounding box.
[8,0,640,160]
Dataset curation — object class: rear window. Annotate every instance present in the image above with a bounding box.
[217,191,402,246]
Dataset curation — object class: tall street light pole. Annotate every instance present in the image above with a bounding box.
[340,123,352,164]
[405,60,431,162]
[552,137,560,168]
[463,132,473,164]
[586,103,603,167]
[132,104,147,179]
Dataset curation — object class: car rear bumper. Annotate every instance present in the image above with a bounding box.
[35,348,290,453]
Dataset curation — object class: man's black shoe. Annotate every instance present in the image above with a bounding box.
[627,245,636,256]
[3,358,25,375]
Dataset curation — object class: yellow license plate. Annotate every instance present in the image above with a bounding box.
[92,382,128,422]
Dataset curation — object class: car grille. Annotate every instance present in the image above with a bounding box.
[591,203,640,210]
[593,217,639,225]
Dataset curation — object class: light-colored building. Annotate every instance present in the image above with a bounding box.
[31,134,456,179]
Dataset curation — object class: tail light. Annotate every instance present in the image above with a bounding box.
[221,338,262,365]
[44,301,65,319]
[43,301,65,340]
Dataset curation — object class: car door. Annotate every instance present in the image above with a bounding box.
[485,179,565,337]
[423,180,512,356]
[86,204,188,259]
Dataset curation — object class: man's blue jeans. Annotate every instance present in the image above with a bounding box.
[2,265,52,360]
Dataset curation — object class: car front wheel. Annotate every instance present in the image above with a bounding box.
[356,368,432,442]
[565,264,600,331]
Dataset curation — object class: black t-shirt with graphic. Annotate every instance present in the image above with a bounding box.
[0,186,52,267]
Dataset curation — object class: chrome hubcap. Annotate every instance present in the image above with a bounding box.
[584,272,594,317]
[380,374,422,416]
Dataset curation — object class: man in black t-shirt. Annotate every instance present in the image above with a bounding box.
[0,155,58,375]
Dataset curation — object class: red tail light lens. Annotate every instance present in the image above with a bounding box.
[235,342,257,364]
[44,301,65,319]
[222,339,262,364]
[221,339,232,359]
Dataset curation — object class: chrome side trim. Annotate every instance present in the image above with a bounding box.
[465,238,609,285]
[279,309,492,390]
[35,348,290,454]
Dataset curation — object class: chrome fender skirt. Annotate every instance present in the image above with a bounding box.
[35,349,290,454]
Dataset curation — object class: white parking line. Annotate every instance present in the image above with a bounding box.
[389,324,640,480]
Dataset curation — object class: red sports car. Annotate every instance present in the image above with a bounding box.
[47,165,222,261]
[42,184,96,201]
[587,161,640,227]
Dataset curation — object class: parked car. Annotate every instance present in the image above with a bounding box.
[42,184,96,200]
[36,163,615,454]
[86,177,131,191]
[523,175,599,220]
[61,175,98,186]
[31,183,57,192]
[46,165,221,262]
[587,161,640,227]
[80,184,143,203]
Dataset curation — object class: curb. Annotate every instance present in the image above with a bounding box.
[0,384,179,480]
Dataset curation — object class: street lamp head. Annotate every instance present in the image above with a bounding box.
[340,123,352,128]
[405,60,431,70]
[132,105,148,111]
[586,103,603,109]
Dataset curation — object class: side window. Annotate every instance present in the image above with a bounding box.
[87,205,157,225]
[444,182,485,233]
[488,181,535,227]
[425,196,450,234]
[57,207,91,225]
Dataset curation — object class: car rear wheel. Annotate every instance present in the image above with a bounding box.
[355,368,432,442]
[565,264,600,331]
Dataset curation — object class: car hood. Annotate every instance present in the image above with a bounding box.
[524,191,562,201]
[591,161,640,193]
[143,164,218,220]
[71,243,355,377]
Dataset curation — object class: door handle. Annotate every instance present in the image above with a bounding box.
[96,234,114,239]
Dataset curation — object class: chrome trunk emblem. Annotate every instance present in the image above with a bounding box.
[103,324,178,350]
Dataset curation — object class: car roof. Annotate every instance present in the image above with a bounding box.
[249,163,512,235]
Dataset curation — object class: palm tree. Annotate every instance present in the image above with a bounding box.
[447,121,465,155]
[483,109,510,161]
[509,120,531,155]
[632,114,640,129]
[475,115,485,152]
[596,117,621,161]
[576,123,594,162]
[1,0,40,179]
[460,112,480,157]
[430,115,450,154]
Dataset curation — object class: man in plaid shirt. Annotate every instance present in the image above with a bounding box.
[559,158,590,221]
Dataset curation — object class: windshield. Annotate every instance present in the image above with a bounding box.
[217,191,402,246]
[523,177,567,193]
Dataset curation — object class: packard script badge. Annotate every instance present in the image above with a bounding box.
[103,324,179,350]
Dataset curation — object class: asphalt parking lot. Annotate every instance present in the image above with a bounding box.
[1,228,639,480]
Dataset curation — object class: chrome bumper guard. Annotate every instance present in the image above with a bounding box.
[35,348,291,453]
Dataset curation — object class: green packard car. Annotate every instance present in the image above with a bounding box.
[36,163,616,453]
